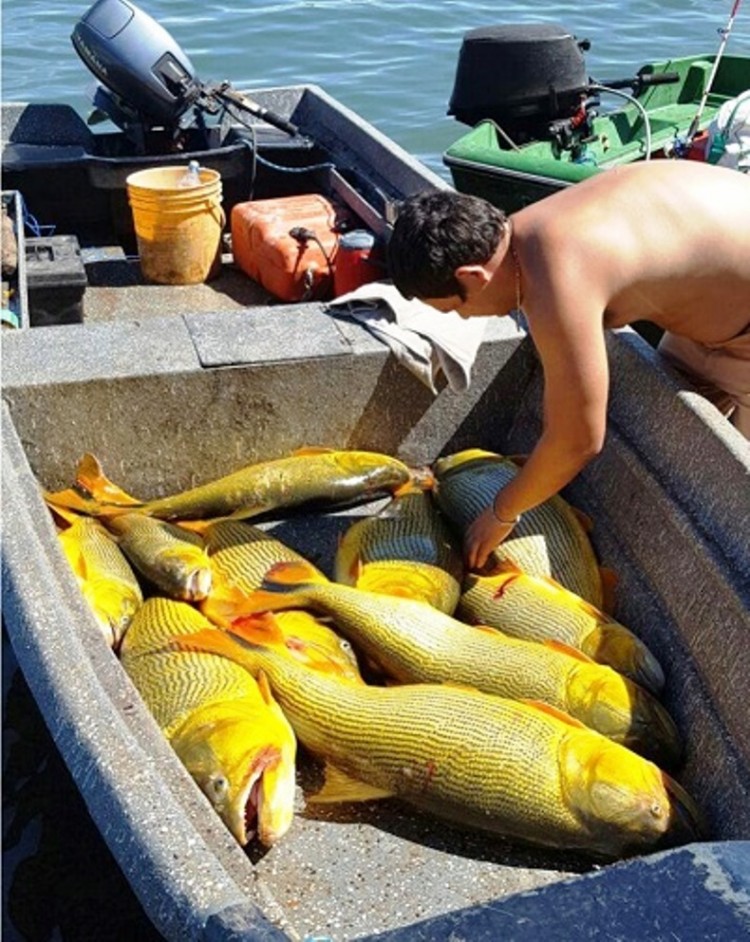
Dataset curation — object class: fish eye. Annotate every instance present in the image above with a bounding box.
[339,639,353,653]
[207,774,229,801]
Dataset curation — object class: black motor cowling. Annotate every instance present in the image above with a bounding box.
[448,24,590,137]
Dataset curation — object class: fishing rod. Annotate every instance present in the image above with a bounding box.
[685,0,743,144]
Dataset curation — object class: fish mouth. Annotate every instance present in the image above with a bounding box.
[659,772,707,847]
[185,566,213,601]
[241,746,295,848]
[631,649,666,698]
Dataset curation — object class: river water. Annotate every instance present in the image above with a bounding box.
[2,1,749,940]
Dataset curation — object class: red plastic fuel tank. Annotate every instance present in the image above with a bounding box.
[231,194,348,302]
[332,228,386,297]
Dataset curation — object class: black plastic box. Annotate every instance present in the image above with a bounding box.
[25,235,87,326]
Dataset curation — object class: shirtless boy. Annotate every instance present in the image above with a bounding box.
[387,160,750,569]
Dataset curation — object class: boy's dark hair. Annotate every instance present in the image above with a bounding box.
[387,190,508,299]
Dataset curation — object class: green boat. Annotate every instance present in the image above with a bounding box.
[443,24,750,212]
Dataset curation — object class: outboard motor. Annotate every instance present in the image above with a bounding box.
[71,0,299,151]
[448,24,591,142]
[72,0,202,132]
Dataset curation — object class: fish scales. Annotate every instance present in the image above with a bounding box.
[105,513,211,601]
[178,636,697,857]
[458,569,665,694]
[285,581,577,704]
[335,490,463,613]
[202,522,362,680]
[121,597,261,735]
[120,596,297,847]
[434,453,602,606]
[204,521,312,590]
[255,571,682,765]
[241,655,578,829]
[141,450,413,520]
[58,516,143,647]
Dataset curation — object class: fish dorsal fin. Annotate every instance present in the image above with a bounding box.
[75,453,142,506]
[291,446,334,456]
[522,700,589,729]
[307,763,393,805]
[543,639,595,663]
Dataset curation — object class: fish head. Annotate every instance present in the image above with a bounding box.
[170,695,297,847]
[155,546,213,601]
[584,621,665,696]
[85,579,141,649]
[566,665,683,768]
[274,610,363,681]
[333,451,412,494]
[560,732,703,857]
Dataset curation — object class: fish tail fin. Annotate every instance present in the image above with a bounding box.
[398,466,435,494]
[200,576,257,626]
[75,453,143,507]
[44,488,106,517]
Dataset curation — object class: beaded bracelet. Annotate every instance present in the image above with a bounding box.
[491,504,522,527]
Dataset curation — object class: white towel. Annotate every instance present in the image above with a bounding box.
[327,280,487,394]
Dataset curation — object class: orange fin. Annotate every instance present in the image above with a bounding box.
[599,567,618,614]
[522,700,589,729]
[225,611,286,647]
[308,763,393,804]
[75,453,143,506]
[174,518,219,535]
[392,478,424,498]
[43,487,105,516]
[543,639,595,663]
[200,577,257,626]
[291,446,333,456]
[264,560,327,587]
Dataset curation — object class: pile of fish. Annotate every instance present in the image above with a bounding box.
[42,446,704,860]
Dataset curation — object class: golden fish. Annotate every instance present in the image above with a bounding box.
[103,513,212,601]
[433,449,606,607]
[172,620,703,860]
[45,448,415,522]
[119,597,297,846]
[334,486,464,614]
[198,519,361,681]
[458,563,665,695]
[57,515,142,648]
[238,560,683,768]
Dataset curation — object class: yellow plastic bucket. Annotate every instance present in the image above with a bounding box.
[126,166,224,285]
